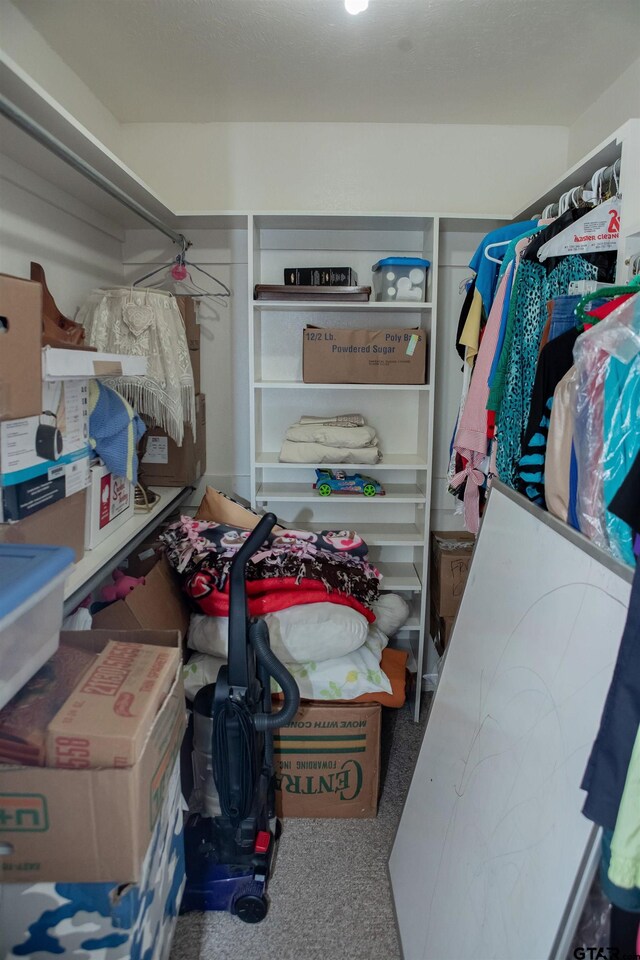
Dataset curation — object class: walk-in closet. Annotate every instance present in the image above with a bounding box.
[0,1,639,958]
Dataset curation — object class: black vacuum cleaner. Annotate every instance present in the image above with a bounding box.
[181,512,300,922]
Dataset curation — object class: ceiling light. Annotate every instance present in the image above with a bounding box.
[345,0,369,14]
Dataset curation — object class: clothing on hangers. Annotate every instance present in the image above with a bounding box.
[492,209,616,488]
[573,293,639,564]
[516,327,580,506]
[77,287,196,446]
[451,269,512,531]
[468,220,538,317]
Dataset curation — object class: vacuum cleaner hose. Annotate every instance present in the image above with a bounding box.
[250,621,300,731]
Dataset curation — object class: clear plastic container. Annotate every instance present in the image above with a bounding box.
[372,257,431,302]
[0,544,75,709]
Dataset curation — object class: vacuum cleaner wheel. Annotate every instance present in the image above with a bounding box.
[232,881,268,924]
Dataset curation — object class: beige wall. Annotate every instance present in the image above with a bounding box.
[568,57,640,164]
[0,0,123,155]
[119,120,569,216]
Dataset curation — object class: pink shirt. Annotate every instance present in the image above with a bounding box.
[451,265,512,532]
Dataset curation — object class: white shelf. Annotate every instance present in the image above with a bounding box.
[256,453,429,470]
[253,300,432,312]
[63,485,190,612]
[293,521,425,547]
[249,211,440,721]
[253,381,430,391]
[376,562,422,592]
[255,482,427,503]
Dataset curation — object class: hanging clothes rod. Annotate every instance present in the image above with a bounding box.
[0,94,190,249]
[541,158,621,219]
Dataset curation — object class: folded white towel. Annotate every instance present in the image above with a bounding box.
[285,423,377,447]
[279,440,381,464]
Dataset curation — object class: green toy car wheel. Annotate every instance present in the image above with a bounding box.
[318,483,332,497]
[363,483,377,497]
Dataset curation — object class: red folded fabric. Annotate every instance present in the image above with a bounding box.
[194,580,376,622]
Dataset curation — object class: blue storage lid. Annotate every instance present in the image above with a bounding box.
[372,257,431,271]
[0,544,75,620]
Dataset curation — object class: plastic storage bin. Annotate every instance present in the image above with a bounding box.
[372,257,430,302]
[0,544,75,710]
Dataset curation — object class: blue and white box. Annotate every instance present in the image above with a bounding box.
[0,761,185,960]
[0,379,91,522]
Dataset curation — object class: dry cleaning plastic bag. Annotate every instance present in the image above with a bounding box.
[572,293,640,564]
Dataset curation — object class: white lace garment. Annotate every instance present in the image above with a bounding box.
[77,287,196,445]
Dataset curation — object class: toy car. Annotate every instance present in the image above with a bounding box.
[314,469,385,497]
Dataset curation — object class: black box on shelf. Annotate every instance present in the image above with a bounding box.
[284,267,358,286]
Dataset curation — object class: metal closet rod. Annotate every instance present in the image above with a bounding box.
[0,94,190,249]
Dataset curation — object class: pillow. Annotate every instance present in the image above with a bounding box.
[183,652,225,701]
[188,601,369,664]
[183,625,391,703]
[195,486,284,532]
[370,593,410,636]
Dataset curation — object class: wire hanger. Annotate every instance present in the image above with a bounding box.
[133,237,231,299]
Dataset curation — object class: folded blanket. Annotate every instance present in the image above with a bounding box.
[285,423,377,447]
[299,414,365,427]
[88,379,146,482]
[162,518,381,617]
[187,579,375,622]
[279,440,381,464]
[183,625,392,703]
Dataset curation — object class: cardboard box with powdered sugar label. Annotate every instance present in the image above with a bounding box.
[303,326,427,384]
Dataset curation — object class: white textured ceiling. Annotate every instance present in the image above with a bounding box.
[11,0,640,125]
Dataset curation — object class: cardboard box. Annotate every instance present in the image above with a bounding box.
[0,378,90,521]
[85,460,134,549]
[47,640,181,769]
[274,701,381,818]
[141,393,206,487]
[0,643,97,767]
[0,275,43,422]
[303,326,427,384]
[177,296,200,394]
[430,530,475,619]
[90,555,191,640]
[430,602,455,656]
[0,629,185,883]
[0,489,87,562]
[0,757,184,959]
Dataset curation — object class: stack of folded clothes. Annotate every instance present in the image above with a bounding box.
[278,413,381,464]
[161,498,410,706]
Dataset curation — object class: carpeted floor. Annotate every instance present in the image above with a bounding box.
[170,700,430,960]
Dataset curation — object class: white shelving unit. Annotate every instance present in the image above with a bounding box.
[63,485,191,615]
[248,213,438,718]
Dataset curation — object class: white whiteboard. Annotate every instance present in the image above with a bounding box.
[390,484,633,960]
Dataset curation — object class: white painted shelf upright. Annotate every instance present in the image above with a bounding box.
[247,214,439,718]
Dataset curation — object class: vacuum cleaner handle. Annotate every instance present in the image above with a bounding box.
[250,620,300,731]
[228,512,277,687]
